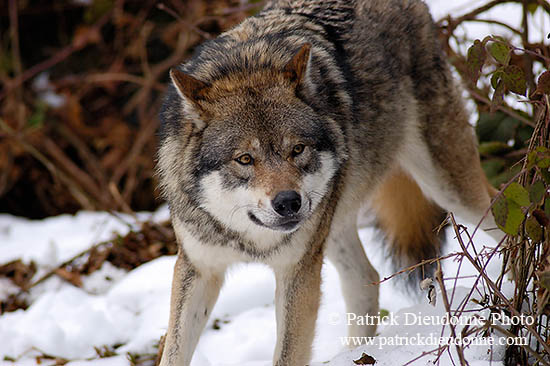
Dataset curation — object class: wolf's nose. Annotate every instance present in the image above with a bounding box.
[272,190,302,217]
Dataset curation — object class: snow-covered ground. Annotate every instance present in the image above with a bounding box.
[2,1,548,365]
[0,206,513,366]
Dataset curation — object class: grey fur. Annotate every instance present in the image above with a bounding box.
[157,0,503,365]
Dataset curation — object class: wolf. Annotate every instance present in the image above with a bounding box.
[156,0,504,364]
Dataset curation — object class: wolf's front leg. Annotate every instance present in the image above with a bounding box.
[159,253,224,366]
[272,245,324,366]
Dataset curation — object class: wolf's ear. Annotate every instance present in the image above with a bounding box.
[283,43,312,85]
[169,68,210,105]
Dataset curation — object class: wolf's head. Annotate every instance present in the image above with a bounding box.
[159,43,345,237]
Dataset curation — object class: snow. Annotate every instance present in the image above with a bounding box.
[2,1,547,365]
[0,209,168,268]
[32,72,67,109]
[0,206,511,366]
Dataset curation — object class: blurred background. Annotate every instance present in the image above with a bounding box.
[0,0,261,219]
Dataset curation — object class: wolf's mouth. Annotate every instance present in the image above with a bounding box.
[247,211,301,232]
[274,218,301,231]
[247,212,264,227]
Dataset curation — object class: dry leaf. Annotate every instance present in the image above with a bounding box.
[54,268,83,287]
[353,352,376,365]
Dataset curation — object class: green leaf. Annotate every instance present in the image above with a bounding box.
[516,125,534,147]
[478,141,512,156]
[541,168,550,185]
[477,112,505,141]
[492,196,508,228]
[491,81,506,113]
[527,150,538,171]
[525,216,543,242]
[497,116,521,141]
[0,49,14,74]
[502,65,527,96]
[536,71,550,95]
[467,40,487,84]
[504,182,530,207]
[476,112,521,143]
[482,159,505,181]
[488,41,511,65]
[545,199,550,219]
[527,3,539,13]
[492,196,524,235]
[84,0,114,24]
[538,157,550,169]
[529,147,550,170]
[530,180,546,205]
[491,70,504,89]
[27,102,47,128]
[490,164,522,188]
[534,147,550,169]
[505,200,524,235]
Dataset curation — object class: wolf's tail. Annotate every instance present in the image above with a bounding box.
[370,167,447,287]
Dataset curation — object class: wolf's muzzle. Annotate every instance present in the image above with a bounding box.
[272,190,302,217]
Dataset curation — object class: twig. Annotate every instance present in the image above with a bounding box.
[157,3,213,40]
[217,1,266,15]
[20,240,112,293]
[84,73,165,90]
[112,29,189,187]
[435,261,469,366]
[467,88,536,128]
[0,149,14,197]
[462,18,522,36]
[41,136,109,208]
[489,323,550,366]
[374,252,462,285]
[521,0,536,91]
[450,214,550,355]
[536,0,550,15]
[442,0,508,30]
[108,182,135,215]
[8,0,24,129]
[56,124,109,191]
[403,346,448,366]
[490,38,550,64]
[0,11,112,101]
[0,118,94,210]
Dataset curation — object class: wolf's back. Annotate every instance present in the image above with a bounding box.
[159,0,455,287]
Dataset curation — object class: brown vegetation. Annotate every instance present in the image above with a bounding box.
[0,0,261,218]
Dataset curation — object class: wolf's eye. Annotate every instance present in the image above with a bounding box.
[236,154,253,165]
[292,144,305,156]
